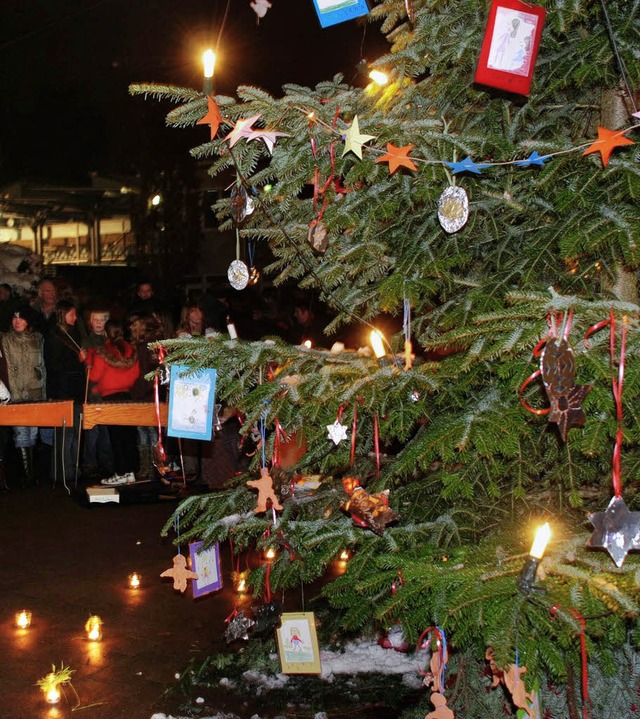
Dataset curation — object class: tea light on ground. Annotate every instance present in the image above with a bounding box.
[85,615,103,641]
[128,572,141,589]
[15,610,32,629]
[46,686,61,704]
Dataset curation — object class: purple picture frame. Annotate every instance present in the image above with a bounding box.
[189,540,223,598]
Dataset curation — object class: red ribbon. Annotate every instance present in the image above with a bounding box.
[584,311,627,497]
[154,345,167,464]
[571,609,591,719]
[350,403,359,468]
[550,606,591,719]
[374,413,380,477]
[391,569,404,595]
[416,626,446,692]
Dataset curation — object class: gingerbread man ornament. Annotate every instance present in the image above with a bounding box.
[160,553,198,593]
[246,467,283,513]
[425,692,455,719]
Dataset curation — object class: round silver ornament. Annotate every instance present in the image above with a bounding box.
[437,186,469,234]
[228,259,249,290]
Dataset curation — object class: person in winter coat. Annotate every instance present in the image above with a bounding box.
[0,305,46,484]
[44,300,85,485]
[84,320,140,483]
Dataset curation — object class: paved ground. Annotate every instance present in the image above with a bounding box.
[0,465,249,719]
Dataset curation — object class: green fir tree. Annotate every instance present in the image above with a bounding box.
[132,1,640,715]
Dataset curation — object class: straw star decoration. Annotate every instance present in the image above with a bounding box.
[197,95,224,140]
[342,115,375,159]
[583,126,634,167]
[375,143,418,174]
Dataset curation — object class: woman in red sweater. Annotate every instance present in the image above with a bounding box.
[84,321,140,484]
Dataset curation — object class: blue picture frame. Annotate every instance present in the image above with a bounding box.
[311,0,369,28]
[189,541,223,598]
[167,365,217,440]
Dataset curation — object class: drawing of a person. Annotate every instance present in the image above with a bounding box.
[289,627,303,651]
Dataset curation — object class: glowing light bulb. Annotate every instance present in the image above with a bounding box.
[265,547,276,561]
[340,550,350,561]
[203,49,216,78]
[303,339,312,349]
[530,522,551,560]
[368,69,389,85]
[370,329,387,363]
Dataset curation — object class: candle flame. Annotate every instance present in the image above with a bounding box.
[370,329,386,359]
[202,49,216,78]
[530,522,551,559]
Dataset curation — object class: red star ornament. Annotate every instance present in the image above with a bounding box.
[197,95,224,140]
[224,114,262,148]
[583,126,634,167]
[375,143,417,174]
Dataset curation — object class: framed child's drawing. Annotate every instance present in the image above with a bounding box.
[189,540,222,598]
[474,0,546,96]
[311,0,369,29]
[276,612,322,674]
[167,365,217,440]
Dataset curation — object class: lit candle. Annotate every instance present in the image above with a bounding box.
[85,615,103,641]
[530,522,551,559]
[202,49,216,95]
[16,610,32,629]
[45,685,61,704]
[370,329,388,366]
[128,572,141,589]
[518,523,551,593]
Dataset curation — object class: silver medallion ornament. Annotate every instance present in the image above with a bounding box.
[228,259,249,290]
[437,186,469,234]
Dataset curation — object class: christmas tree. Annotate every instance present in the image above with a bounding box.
[132,1,640,715]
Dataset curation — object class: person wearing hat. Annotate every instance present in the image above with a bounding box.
[0,305,46,485]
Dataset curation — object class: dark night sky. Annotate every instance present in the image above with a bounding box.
[0,0,387,183]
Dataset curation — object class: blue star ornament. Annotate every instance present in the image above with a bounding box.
[515,151,549,167]
[587,495,640,567]
[444,156,490,175]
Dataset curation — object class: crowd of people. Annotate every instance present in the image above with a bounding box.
[0,275,347,491]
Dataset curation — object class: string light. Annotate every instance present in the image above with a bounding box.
[15,610,32,629]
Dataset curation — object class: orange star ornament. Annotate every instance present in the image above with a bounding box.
[583,126,634,167]
[375,143,418,174]
[197,95,224,140]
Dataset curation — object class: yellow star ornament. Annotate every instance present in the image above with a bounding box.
[583,126,634,167]
[342,115,375,159]
[375,143,418,174]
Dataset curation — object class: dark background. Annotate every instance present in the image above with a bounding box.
[0,0,387,184]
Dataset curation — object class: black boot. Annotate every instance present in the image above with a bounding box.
[20,447,35,486]
[0,460,7,491]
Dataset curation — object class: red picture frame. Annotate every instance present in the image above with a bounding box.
[474,0,546,96]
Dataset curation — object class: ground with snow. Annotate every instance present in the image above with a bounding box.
[151,639,424,719]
